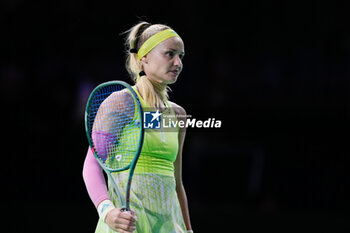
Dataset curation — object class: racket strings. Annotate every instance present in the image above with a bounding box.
[87,84,142,170]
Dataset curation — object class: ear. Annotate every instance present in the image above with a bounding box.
[141,55,148,64]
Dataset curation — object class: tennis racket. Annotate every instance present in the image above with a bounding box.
[85,80,144,212]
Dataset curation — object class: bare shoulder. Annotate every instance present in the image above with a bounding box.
[168,101,186,119]
[169,101,187,135]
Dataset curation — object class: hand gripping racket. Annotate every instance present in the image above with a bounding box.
[85,80,144,212]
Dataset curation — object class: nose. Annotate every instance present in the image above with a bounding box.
[173,55,182,68]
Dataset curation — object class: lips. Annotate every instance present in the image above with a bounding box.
[169,69,180,76]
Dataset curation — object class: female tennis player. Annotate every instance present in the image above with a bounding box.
[83,21,193,233]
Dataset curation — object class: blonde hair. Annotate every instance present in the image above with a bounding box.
[125,22,173,109]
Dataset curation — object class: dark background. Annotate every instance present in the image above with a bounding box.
[2,1,350,232]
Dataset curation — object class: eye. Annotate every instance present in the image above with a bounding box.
[179,53,185,60]
[166,51,175,58]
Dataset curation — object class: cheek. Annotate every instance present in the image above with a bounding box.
[150,57,170,72]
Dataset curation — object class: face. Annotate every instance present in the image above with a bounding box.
[141,36,185,85]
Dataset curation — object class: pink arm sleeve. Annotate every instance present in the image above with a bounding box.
[82,147,111,208]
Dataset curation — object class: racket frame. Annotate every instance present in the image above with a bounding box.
[85,80,144,211]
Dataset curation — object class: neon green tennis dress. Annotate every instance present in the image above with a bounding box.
[94,87,187,233]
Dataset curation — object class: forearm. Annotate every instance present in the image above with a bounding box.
[82,147,111,207]
[176,182,192,231]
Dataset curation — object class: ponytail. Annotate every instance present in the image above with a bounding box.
[124,22,171,109]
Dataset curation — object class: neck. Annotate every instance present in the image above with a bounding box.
[150,79,167,97]
[136,76,169,108]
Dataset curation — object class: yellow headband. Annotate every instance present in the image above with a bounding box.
[137,29,181,59]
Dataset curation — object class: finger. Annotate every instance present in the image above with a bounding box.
[119,211,137,222]
[129,209,138,221]
[112,216,136,227]
[113,223,136,232]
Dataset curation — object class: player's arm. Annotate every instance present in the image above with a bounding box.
[82,146,111,208]
[82,147,136,232]
[171,102,193,232]
[92,91,133,161]
[83,146,116,222]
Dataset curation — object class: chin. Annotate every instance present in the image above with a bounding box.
[164,74,179,84]
[166,77,178,85]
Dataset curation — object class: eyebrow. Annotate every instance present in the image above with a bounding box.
[169,48,185,55]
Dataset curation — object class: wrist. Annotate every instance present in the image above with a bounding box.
[97,199,115,223]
